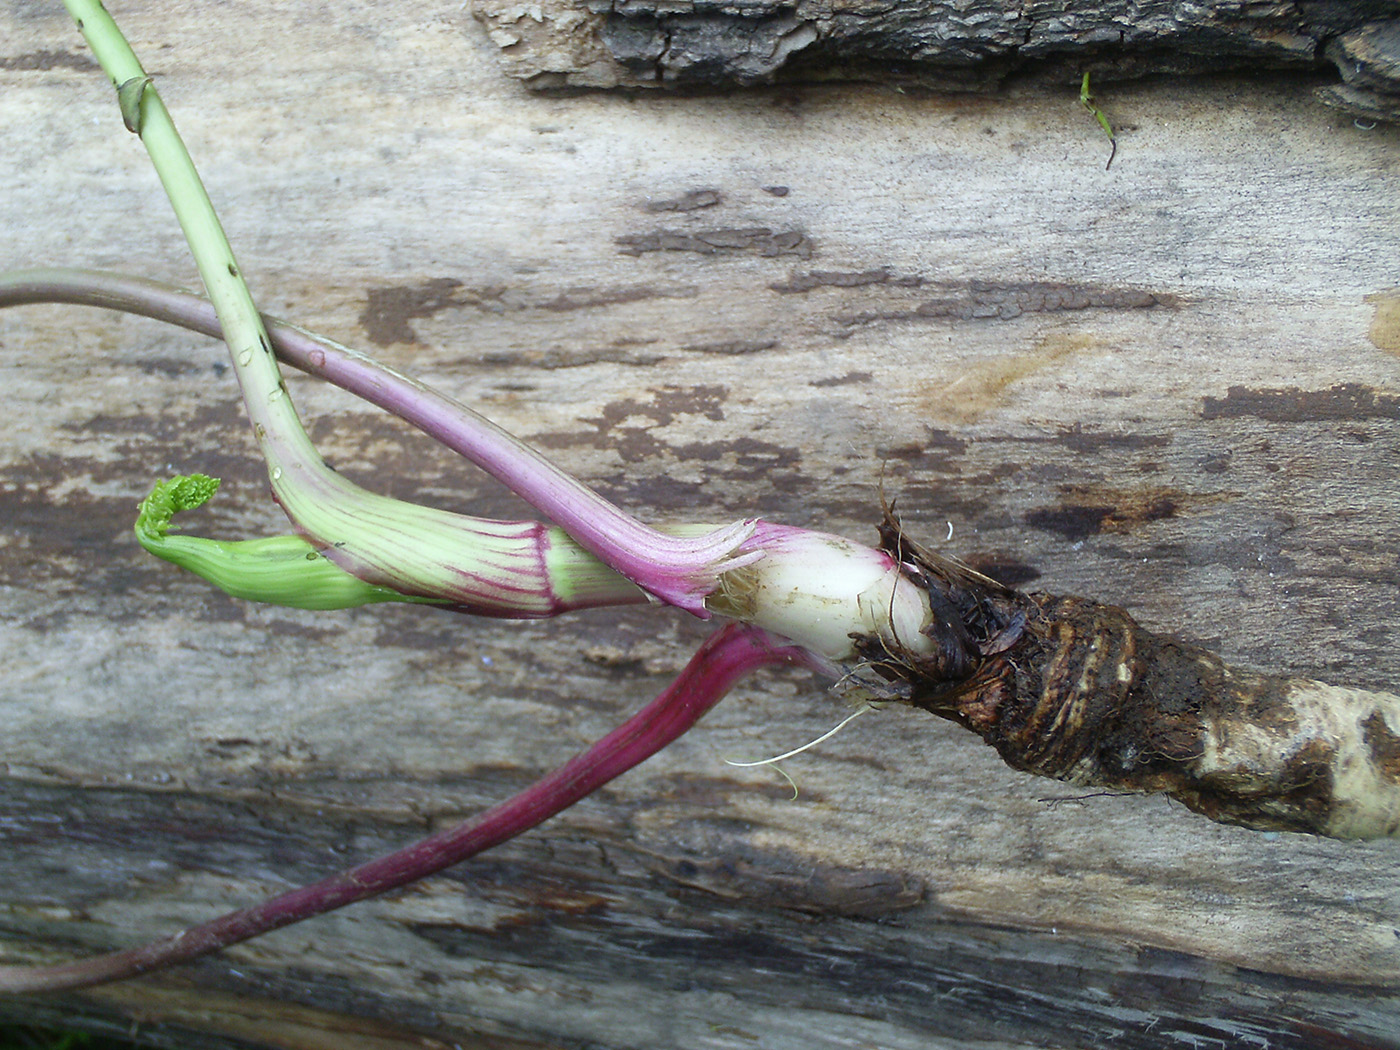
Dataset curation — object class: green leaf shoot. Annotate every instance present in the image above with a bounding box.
[134,474,446,611]
[135,473,220,542]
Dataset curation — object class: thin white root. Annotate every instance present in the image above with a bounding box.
[724,705,871,768]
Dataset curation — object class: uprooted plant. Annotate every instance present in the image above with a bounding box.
[2,0,1399,995]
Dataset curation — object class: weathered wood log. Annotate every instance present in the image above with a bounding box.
[475,0,1400,121]
[3,1,1400,1047]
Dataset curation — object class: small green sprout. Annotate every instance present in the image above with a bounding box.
[1080,71,1117,170]
[135,472,221,540]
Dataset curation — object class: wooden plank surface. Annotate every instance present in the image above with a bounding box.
[3,2,1400,1047]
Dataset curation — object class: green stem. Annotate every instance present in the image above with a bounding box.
[63,0,360,551]
[63,0,311,475]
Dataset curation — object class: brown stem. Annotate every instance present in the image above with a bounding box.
[877,518,1400,839]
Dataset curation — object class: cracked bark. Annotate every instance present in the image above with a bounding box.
[476,0,1400,121]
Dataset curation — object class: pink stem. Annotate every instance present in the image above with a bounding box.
[0,269,759,615]
[0,623,808,994]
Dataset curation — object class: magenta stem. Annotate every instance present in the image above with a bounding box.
[0,269,758,615]
[0,623,806,994]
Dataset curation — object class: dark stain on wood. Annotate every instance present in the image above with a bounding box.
[881,428,969,462]
[0,480,132,582]
[681,337,778,355]
[770,267,923,293]
[586,385,728,428]
[768,270,1173,332]
[369,619,468,654]
[616,227,814,258]
[129,355,216,379]
[642,188,723,212]
[0,49,99,71]
[669,435,802,475]
[837,279,1175,327]
[591,456,808,518]
[1025,484,1216,541]
[1201,383,1400,422]
[478,343,669,369]
[0,443,205,596]
[1047,424,1172,453]
[647,841,926,916]
[537,283,698,312]
[361,278,705,347]
[960,552,1042,588]
[61,399,251,445]
[0,782,351,903]
[1025,502,1120,542]
[534,385,768,466]
[358,277,466,346]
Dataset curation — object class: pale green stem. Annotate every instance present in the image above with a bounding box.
[63,0,309,475]
[63,0,364,558]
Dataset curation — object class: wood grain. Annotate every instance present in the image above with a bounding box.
[2,1,1399,1047]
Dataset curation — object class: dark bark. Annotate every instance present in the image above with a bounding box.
[477,0,1400,120]
[4,778,1400,1050]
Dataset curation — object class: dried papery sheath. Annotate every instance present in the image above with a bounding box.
[876,513,1400,839]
